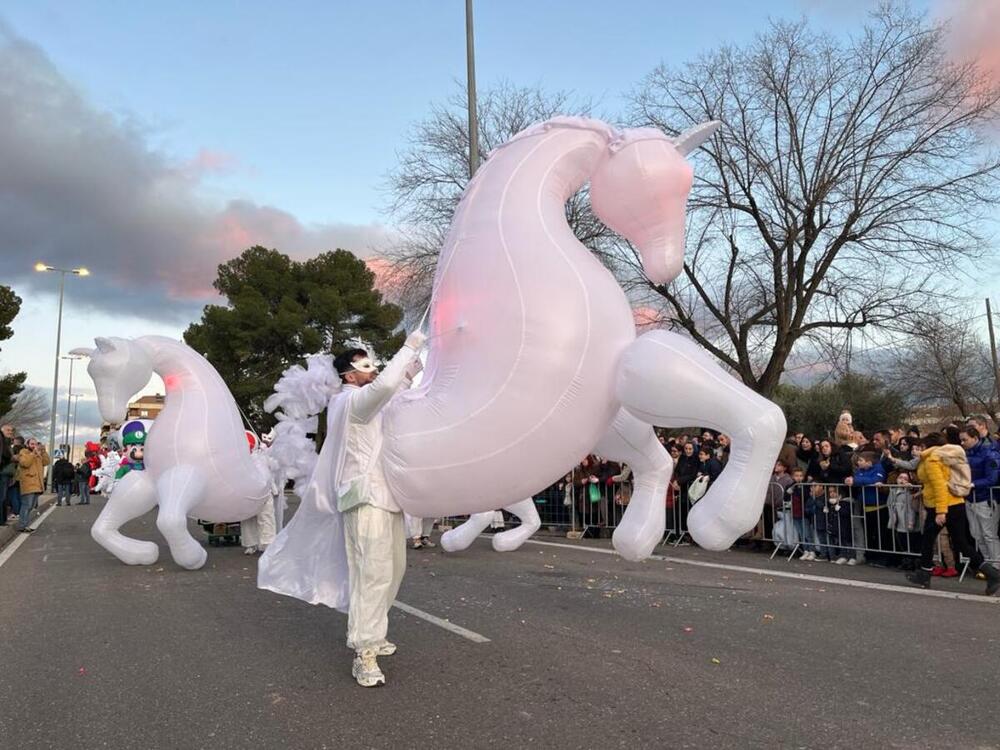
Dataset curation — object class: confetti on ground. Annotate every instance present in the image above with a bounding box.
[543,564,555,569]
[78,667,87,675]
[711,658,721,665]
[683,626,694,633]
[763,614,775,621]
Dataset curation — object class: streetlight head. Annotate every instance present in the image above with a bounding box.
[35,262,48,272]
[76,267,90,276]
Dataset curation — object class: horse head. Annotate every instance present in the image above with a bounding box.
[590,121,720,285]
[74,337,153,424]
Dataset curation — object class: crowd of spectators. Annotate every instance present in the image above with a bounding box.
[527,412,1000,592]
[2,423,95,534]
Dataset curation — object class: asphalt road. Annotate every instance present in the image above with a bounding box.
[1,499,998,750]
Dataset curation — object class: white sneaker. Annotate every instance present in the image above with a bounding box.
[352,649,385,687]
[803,551,816,561]
[835,557,847,565]
[846,558,858,566]
[243,546,257,555]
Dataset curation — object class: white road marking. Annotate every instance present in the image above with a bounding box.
[0,506,56,570]
[523,539,1000,606]
[393,600,491,643]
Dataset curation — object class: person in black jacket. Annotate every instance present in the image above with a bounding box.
[674,442,700,535]
[75,461,92,505]
[52,456,75,507]
[696,446,723,487]
[808,439,852,485]
[1,423,14,525]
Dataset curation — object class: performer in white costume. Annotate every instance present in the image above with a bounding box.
[335,335,425,687]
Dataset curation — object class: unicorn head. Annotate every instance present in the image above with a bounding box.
[73,337,154,424]
[590,121,720,285]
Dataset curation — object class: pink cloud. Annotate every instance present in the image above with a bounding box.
[182,148,239,177]
[937,0,1000,92]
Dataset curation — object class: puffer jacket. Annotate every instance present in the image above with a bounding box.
[916,446,966,514]
[851,464,886,508]
[936,444,972,498]
[17,447,50,495]
[965,439,1000,503]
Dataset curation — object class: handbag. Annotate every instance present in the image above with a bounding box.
[688,475,710,503]
[588,483,601,503]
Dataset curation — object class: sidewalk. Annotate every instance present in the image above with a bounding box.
[0,493,57,551]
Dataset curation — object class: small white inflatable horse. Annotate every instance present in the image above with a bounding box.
[73,336,272,569]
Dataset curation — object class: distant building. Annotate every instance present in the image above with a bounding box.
[128,394,165,420]
[100,394,166,445]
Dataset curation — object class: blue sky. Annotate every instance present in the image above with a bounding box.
[3,0,995,446]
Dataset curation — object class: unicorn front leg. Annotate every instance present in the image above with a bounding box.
[91,470,160,565]
[155,464,210,570]
[615,330,786,552]
[594,409,672,561]
[440,498,542,553]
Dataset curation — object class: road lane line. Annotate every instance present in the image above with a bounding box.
[392,600,491,643]
[0,506,56,570]
[522,539,1000,606]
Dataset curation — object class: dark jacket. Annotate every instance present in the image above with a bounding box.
[696,457,723,486]
[808,452,852,485]
[76,462,93,481]
[674,454,699,488]
[1,431,12,466]
[52,458,75,484]
[965,439,1000,503]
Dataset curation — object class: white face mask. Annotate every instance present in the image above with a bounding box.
[349,357,377,374]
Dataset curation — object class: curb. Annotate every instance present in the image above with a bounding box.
[0,493,57,551]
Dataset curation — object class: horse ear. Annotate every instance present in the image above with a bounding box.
[69,347,95,358]
[94,337,115,354]
[672,120,722,156]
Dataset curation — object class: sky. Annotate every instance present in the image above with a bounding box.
[0,0,996,446]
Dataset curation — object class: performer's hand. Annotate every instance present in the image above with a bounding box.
[405,330,427,351]
[404,357,423,381]
[935,513,946,527]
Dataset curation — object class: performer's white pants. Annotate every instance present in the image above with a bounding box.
[405,514,436,539]
[343,504,406,652]
[241,496,277,549]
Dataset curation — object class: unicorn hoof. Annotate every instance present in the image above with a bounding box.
[439,529,470,553]
[612,523,660,562]
[130,542,160,566]
[686,505,737,552]
[174,544,208,570]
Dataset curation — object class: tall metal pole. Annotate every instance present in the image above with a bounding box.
[465,0,479,179]
[987,298,1000,409]
[47,271,66,470]
[63,356,76,452]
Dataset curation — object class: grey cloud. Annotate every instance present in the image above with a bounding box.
[0,21,395,324]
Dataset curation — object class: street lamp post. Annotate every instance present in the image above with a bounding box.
[465,0,479,179]
[62,354,84,455]
[70,393,82,463]
[35,263,90,477]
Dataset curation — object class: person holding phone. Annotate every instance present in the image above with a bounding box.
[16,438,49,532]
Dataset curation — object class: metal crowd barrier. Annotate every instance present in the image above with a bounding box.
[439,477,1000,575]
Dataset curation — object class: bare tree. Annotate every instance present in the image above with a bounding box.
[383,81,616,314]
[0,385,50,435]
[883,310,999,422]
[628,5,1000,396]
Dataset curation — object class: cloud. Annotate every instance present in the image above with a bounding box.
[0,22,394,324]
[936,0,1000,92]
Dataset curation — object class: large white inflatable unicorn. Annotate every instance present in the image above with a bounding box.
[367,117,786,562]
[72,336,273,569]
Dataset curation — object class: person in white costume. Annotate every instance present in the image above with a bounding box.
[333,334,425,687]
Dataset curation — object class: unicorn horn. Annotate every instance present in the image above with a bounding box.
[672,120,722,156]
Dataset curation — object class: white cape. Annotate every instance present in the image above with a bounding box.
[257,392,352,611]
